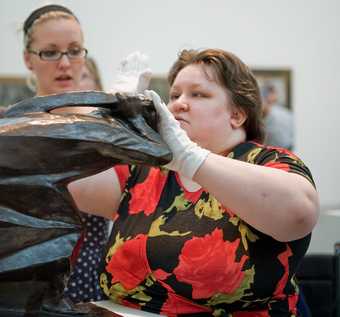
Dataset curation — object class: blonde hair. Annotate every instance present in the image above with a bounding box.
[84,57,103,91]
[24,11,80,50]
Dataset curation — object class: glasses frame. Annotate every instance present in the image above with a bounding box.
[28,48,88,61]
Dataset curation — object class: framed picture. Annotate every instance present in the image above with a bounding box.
[150,69,292,110]
[252,69,292,110]
[0,77,34,108]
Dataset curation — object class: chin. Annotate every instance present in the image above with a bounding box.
[55,86,76,94]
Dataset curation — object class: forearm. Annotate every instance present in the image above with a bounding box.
[193,153,319,242]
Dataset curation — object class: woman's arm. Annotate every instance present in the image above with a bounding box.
[146,90,319,242]
[68,168,122,220]
[194,153,319,242]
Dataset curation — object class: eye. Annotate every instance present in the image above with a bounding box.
[192,91,204,98]
[40,50,59,59]
[169,92,180,100]
[68,47,82,57]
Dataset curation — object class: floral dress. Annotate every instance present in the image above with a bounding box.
[99,142,315,316]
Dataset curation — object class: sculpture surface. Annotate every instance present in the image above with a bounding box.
[0,91,172,316]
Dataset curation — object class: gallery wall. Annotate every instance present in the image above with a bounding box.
[0,0,339,252]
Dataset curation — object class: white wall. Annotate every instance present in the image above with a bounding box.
[1,0,339,251]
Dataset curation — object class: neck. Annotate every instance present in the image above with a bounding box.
[219,128,247,156]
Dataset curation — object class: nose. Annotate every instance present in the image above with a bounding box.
[58,54,71,68]
[168,95,189,113]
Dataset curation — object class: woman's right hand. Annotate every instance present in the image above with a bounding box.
[144,90,210,180]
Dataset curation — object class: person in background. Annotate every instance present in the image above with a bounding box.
[0,107,6,117]
[261,83,294,150]
[22,5,152,305]
[23,4,86,96]
[78,56,103,91]
[22,3,103,304]
[63,55,109,302]
[68,48,319,316]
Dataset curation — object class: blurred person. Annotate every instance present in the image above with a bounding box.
[68,49,319,316]
[78,56,103,91]
[261,83,294,150]
[0,107,7,117]
[63,55,109,302]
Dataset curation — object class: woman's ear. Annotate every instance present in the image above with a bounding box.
[24,51,33,71]
[230,107,247,129]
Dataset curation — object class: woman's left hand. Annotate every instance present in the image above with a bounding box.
[110,51,152,94]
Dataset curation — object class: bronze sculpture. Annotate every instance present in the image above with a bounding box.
[0,91,172,316]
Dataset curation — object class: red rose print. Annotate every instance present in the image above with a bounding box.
[264,161,290,172]
[251,141,298,160]
[114,165,130,191]
[271,147,298,159]
[183,188,203,204]
[129,168,167,216]
[175,173,203,204]
[153,268,171,281]
[161,292,212,316]
[174,228,248,299]
[106,234,149,290]
[288,293,298,314]
[273,245,293,299]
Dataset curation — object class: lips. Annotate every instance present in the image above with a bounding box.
[55,74,73,81]
[175,116,188,124]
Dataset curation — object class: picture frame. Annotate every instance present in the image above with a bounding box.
[252,69,292,110]
[0,77,34,108]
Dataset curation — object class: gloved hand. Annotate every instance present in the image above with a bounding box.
[110,51,152,94]
[145,90,210,179]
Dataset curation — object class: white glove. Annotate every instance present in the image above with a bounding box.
[145,90,210,179]
[110,51,152,94]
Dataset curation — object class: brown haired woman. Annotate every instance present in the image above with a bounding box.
[69,49,319,316]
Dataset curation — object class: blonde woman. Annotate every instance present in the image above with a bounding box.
[22,4,106,303]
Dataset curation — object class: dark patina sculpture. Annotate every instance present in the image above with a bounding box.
[0,91,172,316]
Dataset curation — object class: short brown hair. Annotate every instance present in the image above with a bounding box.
[168,49,264,142]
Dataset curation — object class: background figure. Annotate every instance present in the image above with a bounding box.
[21,4,151,306]
[261,83,294,150]
[78,57,103,91]
[0,106,7,117]
[20,3,107,306]
[64,52,152,303]
[23,5,86,96]
[63,55,108,303]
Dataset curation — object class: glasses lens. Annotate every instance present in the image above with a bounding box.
[40,50,60,61]
[68,48,86,59]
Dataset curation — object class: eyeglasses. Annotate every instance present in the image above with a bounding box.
[28,47,88,61]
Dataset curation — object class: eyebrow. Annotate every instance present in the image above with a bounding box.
[41,41,81,48]
[171,83,204,91]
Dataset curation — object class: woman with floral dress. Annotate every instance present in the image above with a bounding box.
[69,48,319,316]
